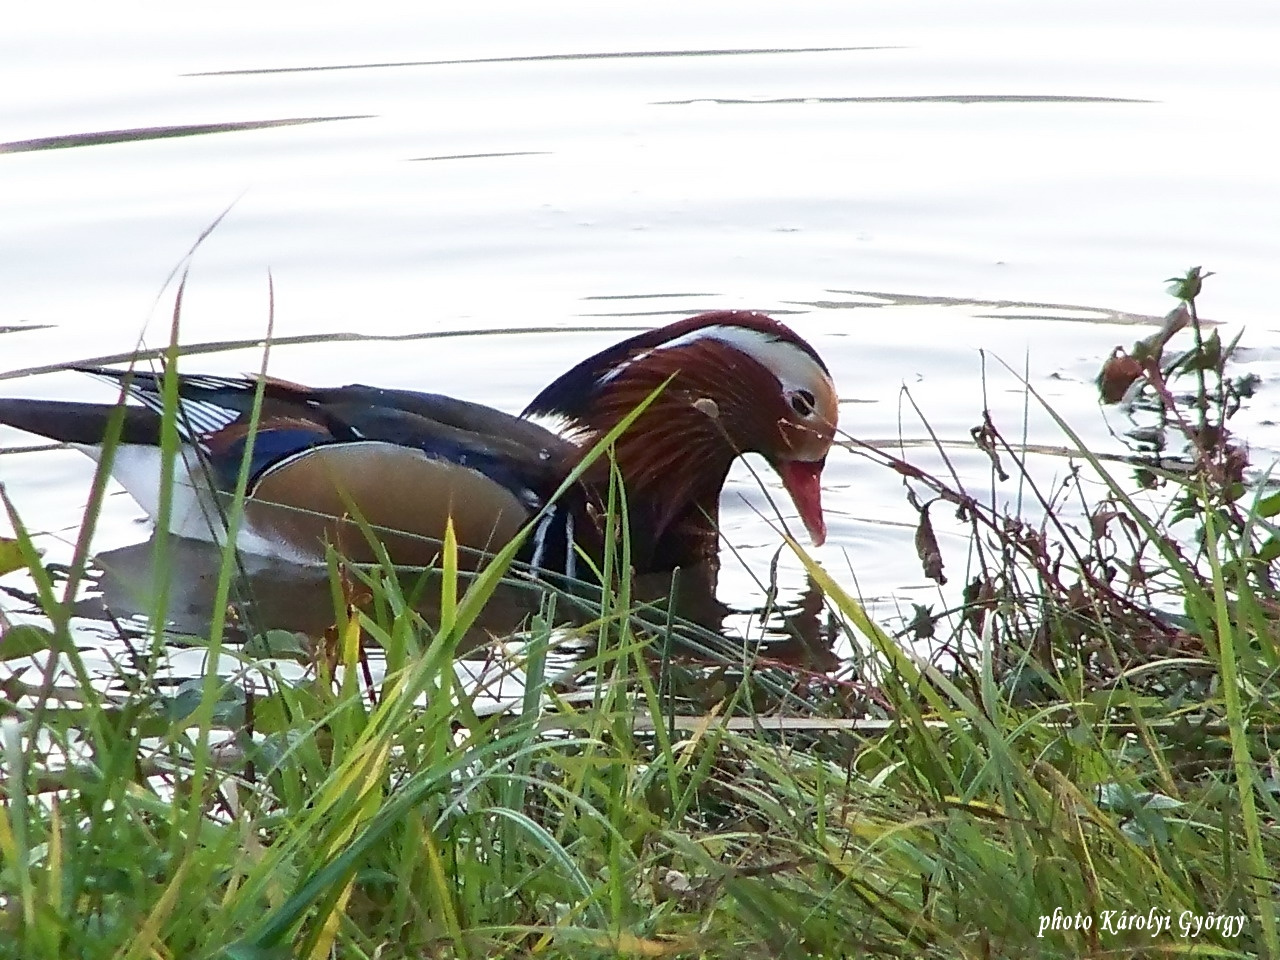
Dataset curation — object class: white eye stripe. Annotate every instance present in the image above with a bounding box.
[597,324,823,394]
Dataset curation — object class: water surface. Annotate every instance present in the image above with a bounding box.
[2,0,1278,659]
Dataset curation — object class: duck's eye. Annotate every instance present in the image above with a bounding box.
[789,389,817,417]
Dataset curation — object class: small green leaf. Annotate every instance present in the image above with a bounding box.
[163,686,206,722]
[252,689,324,732]
[0,623,61,660]
[163,679,245,725]
[1256,491,1280,519]
[1257,537,1280,563]
[1136,791,1184,811]
[242,629,311,660]
[1165,265,1214,301]
[0,536,26,576]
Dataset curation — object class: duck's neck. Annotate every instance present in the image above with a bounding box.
[575,397,738,571]
[535,333,778,572]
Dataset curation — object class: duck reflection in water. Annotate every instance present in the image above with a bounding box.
[72,534,839,672]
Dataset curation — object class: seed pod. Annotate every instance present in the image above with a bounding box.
[1097,347,1144,404]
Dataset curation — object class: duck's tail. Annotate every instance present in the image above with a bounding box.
[0,398,163,446]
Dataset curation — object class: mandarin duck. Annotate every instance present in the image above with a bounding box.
[0,311,838,578]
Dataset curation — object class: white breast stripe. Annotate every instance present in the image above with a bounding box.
[530,506,557,572]
[563,510,576,582]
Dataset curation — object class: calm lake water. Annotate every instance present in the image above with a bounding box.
[2,1,1278,663]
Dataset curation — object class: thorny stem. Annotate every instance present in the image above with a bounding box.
[837,427,1180,646]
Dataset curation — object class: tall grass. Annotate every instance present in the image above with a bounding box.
[1,270,1276,958]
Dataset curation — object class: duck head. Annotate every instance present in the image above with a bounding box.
[524,311,838,566]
